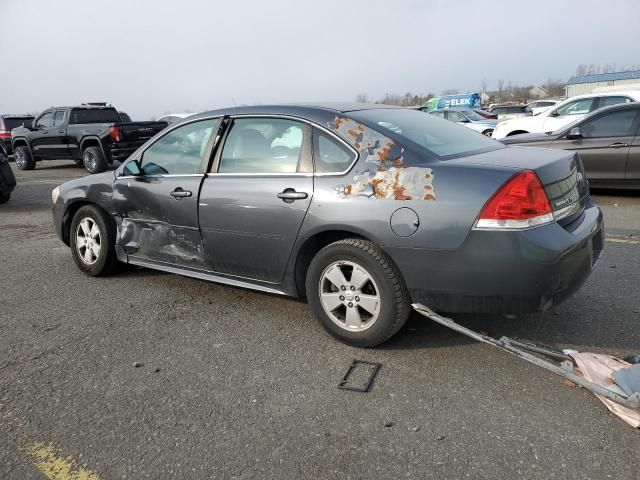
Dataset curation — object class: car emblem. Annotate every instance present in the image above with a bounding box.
[576,172,584,183]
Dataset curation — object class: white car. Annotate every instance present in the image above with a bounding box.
[492,91,640,139]
[156,113,193,124]
[526,99,559,115]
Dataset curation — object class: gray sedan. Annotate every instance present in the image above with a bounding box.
[51,104,602,346]
[500,103,640,189]
[428,108,498,136]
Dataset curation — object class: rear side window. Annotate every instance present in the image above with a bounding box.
[140,118,219,175]
[313,130,355,173]
[69,108,121,124]
[580,110,639,138]
[53,110,66,126]
[598,96,633,108]
[218,118,304,174]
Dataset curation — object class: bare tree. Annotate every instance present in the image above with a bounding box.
[575,64,587,77]
[355,93,369,103]
[442,88,459,95]
[497,79,505,101]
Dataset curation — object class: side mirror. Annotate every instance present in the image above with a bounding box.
[122,160,142,176]
[566,127,582,140]
[457,118,470,123]
[549,110,559,117]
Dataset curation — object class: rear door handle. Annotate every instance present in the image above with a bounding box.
[58,130,64,134]
[608,142,629,148]
[277,188,308,203]
[170,188,192,199]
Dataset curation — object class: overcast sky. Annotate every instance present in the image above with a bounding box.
[1,0,639,119]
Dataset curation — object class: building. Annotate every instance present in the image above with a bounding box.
[528,86,551,99]
[566,70,640,97]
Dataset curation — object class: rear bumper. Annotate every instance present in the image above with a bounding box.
[108,142,143,163]
[386,203,604,314]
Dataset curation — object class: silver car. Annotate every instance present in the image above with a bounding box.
[429,109,498,136]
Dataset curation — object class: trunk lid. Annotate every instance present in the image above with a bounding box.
[450,146,589,226]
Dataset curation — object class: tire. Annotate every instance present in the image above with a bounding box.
[70,205,118,276]
[482,129,494,137]
[14,146,36,170]
[82,146,107,174]
[0,192,10,204]
[306,239,410,347]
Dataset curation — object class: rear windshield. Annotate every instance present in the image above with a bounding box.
[2,117,34,129]
[351,108,503,159]
[69,108,121,124]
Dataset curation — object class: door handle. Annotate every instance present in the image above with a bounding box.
[58,130,64,134]
[277,188,308,203]
[608,142,629,148]
[170,188,192,199]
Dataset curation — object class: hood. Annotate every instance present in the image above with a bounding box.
[500,132,557,145]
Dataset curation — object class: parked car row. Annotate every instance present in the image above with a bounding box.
[501,102,640,189]
[9,103,168,173]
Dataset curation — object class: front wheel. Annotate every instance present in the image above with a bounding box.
[0,192,10,204]
[70,205,118,276]
[482,129,494,137]
[14,146,36,170]
[306,239,410,347]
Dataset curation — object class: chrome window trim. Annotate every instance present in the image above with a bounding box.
[207,113,359,177]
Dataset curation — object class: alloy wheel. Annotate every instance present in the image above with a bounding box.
[83,151,96,172]
[318,260,381,332]
[75,217,101,265]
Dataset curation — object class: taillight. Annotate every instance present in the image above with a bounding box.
[109,126,121,142]
[0,131,10,138]
[475,170,553,230]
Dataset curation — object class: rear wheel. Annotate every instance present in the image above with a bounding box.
[70,205,117,276]
[306,239,410,347]
[82,146,107,174]
[0,192,10,204]
[14,146,35,170]
[482,129,494,137]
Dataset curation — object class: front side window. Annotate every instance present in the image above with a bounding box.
[218,118,304,173]
[429,111,445,119]
[555,98,594,116]
[447,111,464,122]
[598,96,633,108]
[579,110,639,138]
[313,130,355,173]
[140,118,219,175]
[36,112,54,128]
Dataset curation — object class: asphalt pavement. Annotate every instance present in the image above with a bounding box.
[1,161,639,479]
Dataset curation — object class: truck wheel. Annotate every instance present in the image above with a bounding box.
[83,146,107,174]
[70,205,117,276]
[306,239,411,347]
[14,146,36,170]
[0,192,10,204]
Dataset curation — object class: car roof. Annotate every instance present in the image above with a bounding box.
[190,102,402,120]
[1,114,35,118]
[569,90,640,100]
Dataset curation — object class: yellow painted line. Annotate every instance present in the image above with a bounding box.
[605,237,640,245]
[24,442,100,480]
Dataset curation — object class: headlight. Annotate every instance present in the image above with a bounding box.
[51,186,60,204]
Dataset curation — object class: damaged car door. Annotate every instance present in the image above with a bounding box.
[198,117,313,282]
[113,118,221,268]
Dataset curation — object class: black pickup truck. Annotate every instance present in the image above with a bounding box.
[11,104,167,174]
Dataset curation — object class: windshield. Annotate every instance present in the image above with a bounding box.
[462,110,484,121]
[351,108,503,159]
